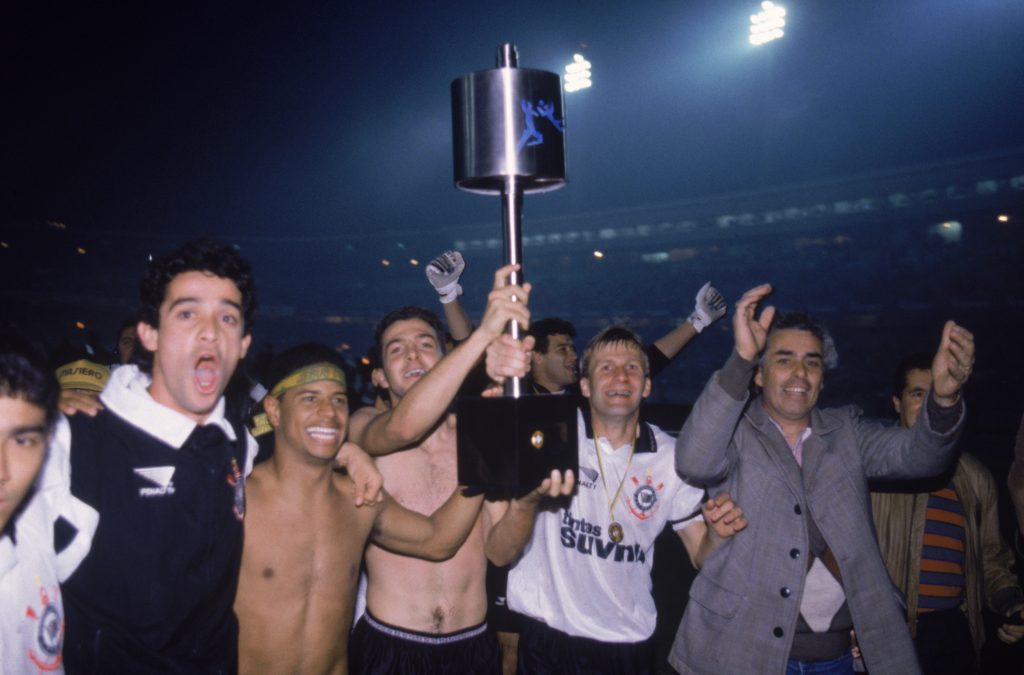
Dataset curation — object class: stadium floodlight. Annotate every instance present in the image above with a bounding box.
[564,53,592,93]
[928,220,963,243]
[750,1,786,46]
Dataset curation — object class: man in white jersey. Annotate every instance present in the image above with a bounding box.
[506,326,746,674]
[0,335,82,675]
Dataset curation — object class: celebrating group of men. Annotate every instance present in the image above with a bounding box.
[2,237,1019,675]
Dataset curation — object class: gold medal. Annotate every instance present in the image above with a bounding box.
[594,430,638,548]
[608,521,624,543]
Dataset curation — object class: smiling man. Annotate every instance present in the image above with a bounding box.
[347,266,574,675]
[236,343,492,675]
[506,326,746,675]
[671,284,976,675]
[54,240,377,674]
[526,318,578,395]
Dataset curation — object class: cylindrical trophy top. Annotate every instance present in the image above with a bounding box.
[452,44,567,195]
[496,43,518,68]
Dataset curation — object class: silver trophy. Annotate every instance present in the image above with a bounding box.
[452,44,578,497]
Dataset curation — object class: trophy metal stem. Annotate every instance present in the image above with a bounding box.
[501,174,524,398]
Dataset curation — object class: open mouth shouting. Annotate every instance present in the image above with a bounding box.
[194,353,220,396]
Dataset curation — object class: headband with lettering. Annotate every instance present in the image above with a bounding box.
[56,359,111,392]
[268,363,346,399]
[251,362,347,437]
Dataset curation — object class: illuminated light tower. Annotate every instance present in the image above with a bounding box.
[750,1,786,46]
[564,53,592,93]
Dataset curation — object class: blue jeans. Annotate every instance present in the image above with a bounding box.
[786,651,854,675]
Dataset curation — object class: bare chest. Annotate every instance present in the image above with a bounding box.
[378,432,457,514]
[241,486,371,608]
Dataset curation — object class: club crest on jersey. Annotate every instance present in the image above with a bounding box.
[227,457,245,521]
[26,584,63,671]
[627,470,665,520]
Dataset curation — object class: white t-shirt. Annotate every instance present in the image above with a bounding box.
[508,411,704,643]
[0,417,86,675]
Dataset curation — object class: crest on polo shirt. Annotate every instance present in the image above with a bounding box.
[626,469,665,520]
[26,583,63,671]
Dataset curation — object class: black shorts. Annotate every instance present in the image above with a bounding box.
[516,614,655,675]
[349,610,500,675]
[486,561,524,634]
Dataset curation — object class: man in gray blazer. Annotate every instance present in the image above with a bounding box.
[670,283,976,675]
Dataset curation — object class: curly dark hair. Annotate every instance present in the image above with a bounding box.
[373,306,444,365]
[0,333,60,428]
[138,239,257,335]
[528,317,577,355]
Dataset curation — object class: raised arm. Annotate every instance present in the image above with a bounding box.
[482,469,575,567]
[351,264,531,456]
[675,284,774,484]
[441,298,474,343]
[930,320,975,408]
[857,321,973,480]
[426,250,473,342]
[732,283,775,362]
[677,492,747,569]
[370,487,485,562]
[651,282,727,367]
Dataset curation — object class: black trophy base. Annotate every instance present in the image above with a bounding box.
[456,393,578,499]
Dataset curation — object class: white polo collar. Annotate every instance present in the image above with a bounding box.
[100,365,236,449]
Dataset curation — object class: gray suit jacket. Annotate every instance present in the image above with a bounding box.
[668,353,962,675]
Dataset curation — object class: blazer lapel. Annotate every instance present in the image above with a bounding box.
[745,398,804,496]
[799,408,843,494]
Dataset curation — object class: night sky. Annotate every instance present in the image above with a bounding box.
[8,1,1023,234]
[3,1,1023,421]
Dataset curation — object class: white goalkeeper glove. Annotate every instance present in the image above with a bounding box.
[688,282,727,333]
[426,250,465,304]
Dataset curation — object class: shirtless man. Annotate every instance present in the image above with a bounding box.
[237,342,554,674]
[347,265,574,674]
